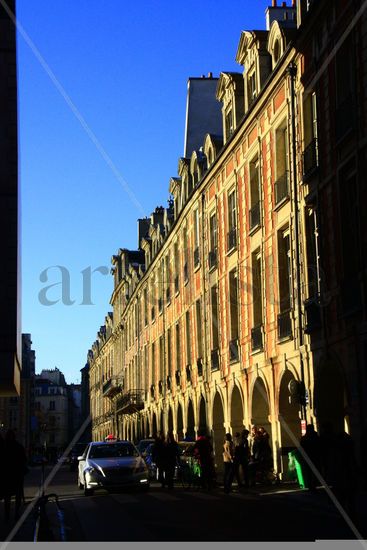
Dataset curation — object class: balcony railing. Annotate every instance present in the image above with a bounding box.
[302,138,318,179]
[194,247,200,268]
[249,201,260,231]
[211,348,219,371]
[115,390,144,414]
[227,227,237,252]
[208,249,217,270]
[183,262,189,283]
[274,172,289,205]
[277,309,293,340]
[251,324,263,352]
[335,95,355,141]
[197,358,203,377]
[304,298,322,333]
[102,377,122,398]
[229,339,239,362]
[174,275,179,294]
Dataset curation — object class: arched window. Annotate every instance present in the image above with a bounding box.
[274,39,281,65]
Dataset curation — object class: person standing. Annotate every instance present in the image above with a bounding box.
[193,430,215,490]
[223,433,235,493]
[163,432,180,490]
[3,430,27,522]
[234,430,250,488]
[300,424,321,490]
[152,432,166,487]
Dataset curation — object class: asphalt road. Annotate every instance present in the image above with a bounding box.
[0,465,365,542]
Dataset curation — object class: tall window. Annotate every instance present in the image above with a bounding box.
[278,228,292,312]
[151,342,156,385]
[159,336,164,383]
[174,241,180,293]
[225,109,234,141]
[209,212,218,269]
[335,34,355,139]
[303,92,318,175]
[183,230,189,282]
[165,253,171,303]
[143,287,148,326]
[193,208,200,267]
[229,270,239,341]
[185,310,191,366]
[249,158,260,229]
[252,250,263,327]
[211,285,219,350]
[275,124,289,204]
[175,322,181,371]
[248,70,257,106]
[144,345,149,391]
[305,208,318,298]
[167,327,172,376]
[227,189,237,251]
[196,299,203,359]
[339,161,359,278]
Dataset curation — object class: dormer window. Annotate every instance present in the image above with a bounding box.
[273,39,280,64]
[225,109,234,140]
[248,70,257,106]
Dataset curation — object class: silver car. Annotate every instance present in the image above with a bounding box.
[78,440,150,496]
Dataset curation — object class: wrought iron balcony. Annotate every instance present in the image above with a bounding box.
[197,358,203,377]
[249,201,261,231]
[115,390,144,414]
[251,324,263,352]
[302,138,318,179]
[229,339,239,362]
[211,349,219,371]
[277,309,293,340]
[208,250,217,270]
[102,377,122,398]
[274,172,289,205]
[194,247,200,268]
[227,227,237,252]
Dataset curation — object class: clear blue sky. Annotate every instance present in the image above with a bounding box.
[19,0,270,383]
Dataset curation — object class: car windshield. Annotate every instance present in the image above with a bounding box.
[89,443,139,459]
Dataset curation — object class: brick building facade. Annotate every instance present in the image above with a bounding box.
[88,0,367,476]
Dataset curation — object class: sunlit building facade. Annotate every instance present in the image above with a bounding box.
[88,0,367,476]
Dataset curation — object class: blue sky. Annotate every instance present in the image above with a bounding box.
[18,0,270,383]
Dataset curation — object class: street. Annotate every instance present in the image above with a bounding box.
[0,465,365,542]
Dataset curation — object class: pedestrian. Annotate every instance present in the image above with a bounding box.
[234,430,250,488]
[163,432,180,489]
[193,430,215,490]
[223,433,235,493]
[3,430,27,522]
[300,424,321,490]
[152,431,166,487]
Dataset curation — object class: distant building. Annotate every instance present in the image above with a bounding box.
[80,362,91,442]
[34,368,69,458]
[0,0,21,396]
[67,383,82,441]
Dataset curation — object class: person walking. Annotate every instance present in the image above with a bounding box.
[163,432,180,490]
[300,424,321,490]
[193,430,215,490]
[3,430,27,522]
[152,431,166,487]
[223,433,235,493]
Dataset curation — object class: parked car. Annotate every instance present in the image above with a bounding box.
[78,440,150,496]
